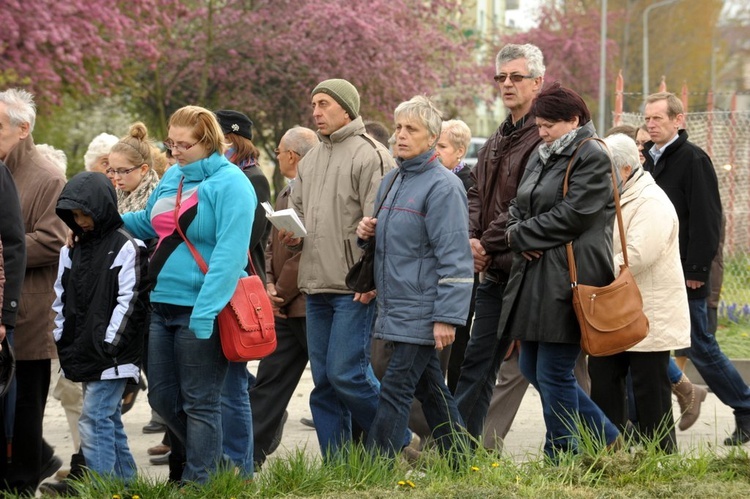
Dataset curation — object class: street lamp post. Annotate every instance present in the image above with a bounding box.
[643,0,681,98]
[598,0,607,134]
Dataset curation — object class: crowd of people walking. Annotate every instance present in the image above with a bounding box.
[0,41,747,496]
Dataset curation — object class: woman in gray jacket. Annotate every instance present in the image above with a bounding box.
[357,96,474,459]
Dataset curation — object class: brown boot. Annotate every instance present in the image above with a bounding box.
[672,374,707,431]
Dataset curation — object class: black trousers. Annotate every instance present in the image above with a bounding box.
[250,316,307,465]
[447,273,479,394]
[0,358,51,495]
[588,350,676,452]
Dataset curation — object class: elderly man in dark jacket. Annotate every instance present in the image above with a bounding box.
[0,88,67,494]
[642,91,750,446]
[453,43,545,441]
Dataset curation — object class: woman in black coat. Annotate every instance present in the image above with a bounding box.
[498,83,619,459]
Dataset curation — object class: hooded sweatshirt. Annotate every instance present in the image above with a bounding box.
[52,172,149,382]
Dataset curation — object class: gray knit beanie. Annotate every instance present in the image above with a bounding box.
[311,79,360,119]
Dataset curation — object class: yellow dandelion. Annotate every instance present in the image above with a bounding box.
[398,480,406,486]
[741,333,748,338]
[133,496,140,499]
[491,462,499,468]
[471,465,480,472]
[406,480,415,488]
[112,495,121,499]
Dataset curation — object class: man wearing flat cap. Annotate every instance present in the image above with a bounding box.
[282,78,395,457]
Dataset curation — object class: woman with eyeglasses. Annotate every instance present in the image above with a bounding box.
[109,123,162,215]
[120,106,256,484]
[498,83,620,460]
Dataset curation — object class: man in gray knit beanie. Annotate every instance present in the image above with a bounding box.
[311,79,360,120]
[280,78,407,457]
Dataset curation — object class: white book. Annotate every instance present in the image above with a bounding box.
[261,202,307,238]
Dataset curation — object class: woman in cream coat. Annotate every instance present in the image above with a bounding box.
[588,133,690,453]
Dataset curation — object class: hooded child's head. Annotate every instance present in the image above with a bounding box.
[56,172,123,238]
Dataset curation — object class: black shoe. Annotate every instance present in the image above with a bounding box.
[300,417,315,429]
[38,479,78,497]
[724,425,750,446]
[268,410,289,455]
[142,421,168,434]
[150,451,171,465]
[40,455,64,482]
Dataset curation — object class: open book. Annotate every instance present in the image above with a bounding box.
[261,202,307,238]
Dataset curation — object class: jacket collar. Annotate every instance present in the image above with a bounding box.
[178,152,231,182]
[620,169,655,205]
[397,149,438,174]
[4,134,38,174]
[319,116,366,146]
[644,129,688,162]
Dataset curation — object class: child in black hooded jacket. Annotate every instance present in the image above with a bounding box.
[52,172,148,482]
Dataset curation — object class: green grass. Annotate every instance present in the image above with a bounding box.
[18,438,750,499]
[716,316,750,359]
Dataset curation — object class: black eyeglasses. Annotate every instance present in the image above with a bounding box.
[106,165,141,176]
[163,140,197,152]
[494,73,535,84]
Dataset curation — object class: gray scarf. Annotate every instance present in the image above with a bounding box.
[538,127,581,165]
[117,168,160,214]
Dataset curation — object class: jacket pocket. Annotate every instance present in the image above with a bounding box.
[344,239,355,269]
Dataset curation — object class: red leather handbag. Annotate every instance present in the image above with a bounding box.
[174,178,276,361]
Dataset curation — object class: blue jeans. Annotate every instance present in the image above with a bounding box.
[454,277,512,439]
[221,362,253,476]
[667,357,683,384]
[148,303,229,483]
[79,379,136,480]
[685,298,750,421]
[367,342,465,458]
[306,293,381,456]
[519,341,619,458]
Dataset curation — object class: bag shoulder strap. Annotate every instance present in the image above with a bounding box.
[372,169,400,217]
[174,177,255,275]
[562,137,629,287]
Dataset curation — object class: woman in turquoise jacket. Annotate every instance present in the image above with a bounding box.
[121,106,255,484]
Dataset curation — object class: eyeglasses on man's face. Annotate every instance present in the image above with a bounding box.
[106,165,141,177]
[163,140,197,152]
[494,73,536,84]
[274,147,300,157]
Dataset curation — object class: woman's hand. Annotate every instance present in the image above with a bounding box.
[65,229,77,248]
[522,250,543,261]
[356,217,377,241]
[353,290,377,304]
[433,322,456,351]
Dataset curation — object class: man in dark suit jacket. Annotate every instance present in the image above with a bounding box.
[643,91,750,446]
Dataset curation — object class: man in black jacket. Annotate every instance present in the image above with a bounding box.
[643,91,750,445]
[0,160,26,348]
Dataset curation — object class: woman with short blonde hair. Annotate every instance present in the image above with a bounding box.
[120,105,256,484]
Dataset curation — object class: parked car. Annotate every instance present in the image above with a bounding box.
[464,137,487,168]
